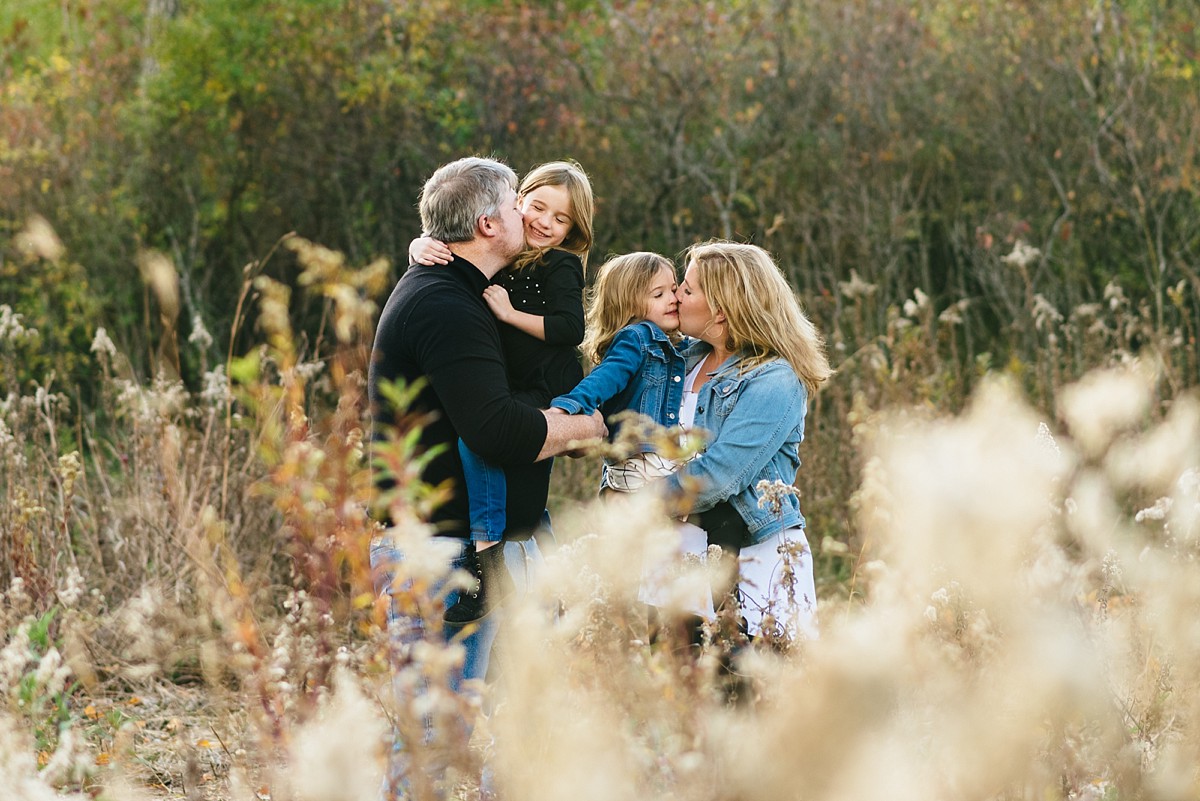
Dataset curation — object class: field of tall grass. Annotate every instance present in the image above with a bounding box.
[1,217,1198,801]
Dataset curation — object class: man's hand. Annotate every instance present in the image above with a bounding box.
[537,408,606,461]
[564,409,607,457]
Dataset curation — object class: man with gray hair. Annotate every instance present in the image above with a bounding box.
[368,155,603,676]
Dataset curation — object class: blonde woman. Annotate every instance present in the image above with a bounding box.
[660,241,832,640]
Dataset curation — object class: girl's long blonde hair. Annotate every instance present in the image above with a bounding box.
[685,241,832,394]
[581,252,676,365]
[512,160,595,273]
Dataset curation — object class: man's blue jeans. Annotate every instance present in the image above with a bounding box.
[369,533,544,797]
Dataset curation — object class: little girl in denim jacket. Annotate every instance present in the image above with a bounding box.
[550,252,688,492]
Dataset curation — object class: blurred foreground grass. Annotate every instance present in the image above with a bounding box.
[1,228,1198,800]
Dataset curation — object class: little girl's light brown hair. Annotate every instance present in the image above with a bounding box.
[581,252,677,365]
[512,160,595,273]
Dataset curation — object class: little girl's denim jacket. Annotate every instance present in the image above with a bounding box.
[664,343,809,544]
[550,320,686,449]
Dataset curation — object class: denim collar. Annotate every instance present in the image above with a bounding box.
[632,319,678,344]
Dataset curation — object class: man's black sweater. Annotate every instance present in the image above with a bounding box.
[369,256,551,540]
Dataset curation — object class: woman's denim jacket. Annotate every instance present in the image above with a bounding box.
[550,321,686,449]
[664,342,809,544]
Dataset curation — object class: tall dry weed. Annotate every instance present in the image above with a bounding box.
[479,368,1199,801]
[5,223,1200,801]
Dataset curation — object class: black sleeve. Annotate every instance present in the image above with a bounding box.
[513,377,552,409]
[408,290,547,465]
[539,250,585,347]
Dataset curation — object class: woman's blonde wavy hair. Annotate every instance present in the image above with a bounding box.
[512,160,595,273]
[580,252,677,365]
[685,241,832,394]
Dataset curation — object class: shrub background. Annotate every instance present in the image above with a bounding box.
[4,0,1198,374]
[2,3,1200,800]
[4,0,1199,584]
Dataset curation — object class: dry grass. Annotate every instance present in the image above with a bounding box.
[2,225,1199,800]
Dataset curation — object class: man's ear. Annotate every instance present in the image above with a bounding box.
[476,214,495,239]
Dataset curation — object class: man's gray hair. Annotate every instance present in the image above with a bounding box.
[418,157,519,243]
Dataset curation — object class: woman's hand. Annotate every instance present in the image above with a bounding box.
[409,236,453,265]
[482,285,516,323]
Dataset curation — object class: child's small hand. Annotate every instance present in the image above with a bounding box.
[482,285,515,323]
[409,236,452,265]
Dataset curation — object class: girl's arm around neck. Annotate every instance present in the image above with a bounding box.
[409,235,452,265]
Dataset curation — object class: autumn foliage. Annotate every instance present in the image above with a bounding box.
[2,1,1200,800]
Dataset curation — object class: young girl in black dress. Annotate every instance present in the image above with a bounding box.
[409,160,595,624]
